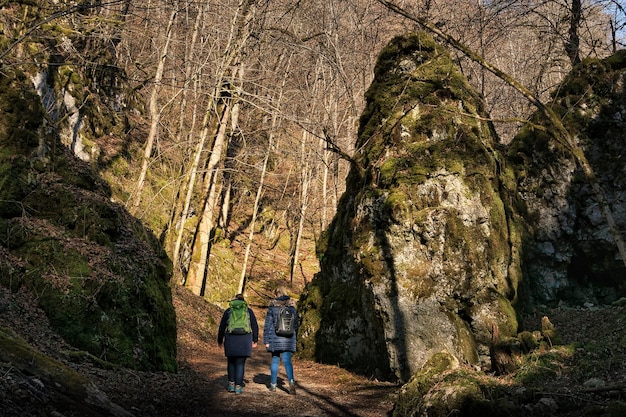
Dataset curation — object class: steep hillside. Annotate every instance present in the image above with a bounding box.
[0,68,177,372]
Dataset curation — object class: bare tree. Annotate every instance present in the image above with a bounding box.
[185,0,259,296]
[131,0,180,210]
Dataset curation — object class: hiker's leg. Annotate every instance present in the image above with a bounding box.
[234,356,246,386]
[281,351,294,382]
[227,357,236,383]
[270,352,281,385]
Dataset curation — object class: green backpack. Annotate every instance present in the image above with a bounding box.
[227,299,251,335]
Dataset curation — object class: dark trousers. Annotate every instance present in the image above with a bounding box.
[227,356,247,386]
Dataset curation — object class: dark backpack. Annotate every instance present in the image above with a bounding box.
[275,306,295,337]
[227,299,251,335]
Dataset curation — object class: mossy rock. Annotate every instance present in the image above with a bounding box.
[394,353,521,417]
[0,326,133,416]
[393,351,459,416]
[0,69,177,372]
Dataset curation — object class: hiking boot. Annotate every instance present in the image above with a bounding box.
[235,385,243,394]
[269,383,276,392]
[288,380,296,395]
[227,381,235,393]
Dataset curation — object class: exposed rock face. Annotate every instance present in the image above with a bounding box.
[507,51,626,306]
[0,68,177,372]
[298,35,626,383]
[298,33,518,382]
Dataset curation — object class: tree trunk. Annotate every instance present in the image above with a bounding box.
[290,128,312,284]
[237,54,291,292]
[237,124,271,294]
[171,98,223,282]
[186,101,232,295]
[565,0,582,65]
[132,2,178,210]
[165,2,206,267]
[175,0,258,287]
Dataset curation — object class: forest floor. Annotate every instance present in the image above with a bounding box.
[0,284,399,417]
[2,277,626,417]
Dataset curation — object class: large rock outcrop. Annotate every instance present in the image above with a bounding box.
[507,51,626,306]
[298,33,519,382]
[0,68,178,372]
[298,33,626,383]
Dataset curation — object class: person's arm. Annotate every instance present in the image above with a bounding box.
[217,310,229,345]
[263,307,274,347]
[249,309,259,347]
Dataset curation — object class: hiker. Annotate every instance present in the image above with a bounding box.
[217,293,259,394]
[263,287,299,394]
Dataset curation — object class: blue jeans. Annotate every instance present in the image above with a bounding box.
[270,351,294,384]
[227,356,247,386]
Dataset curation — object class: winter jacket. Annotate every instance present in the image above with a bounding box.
[217,306,259,357]
[263,295,298,353]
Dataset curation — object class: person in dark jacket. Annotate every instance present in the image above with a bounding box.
[263,287,298,394]
[217,294,259,394]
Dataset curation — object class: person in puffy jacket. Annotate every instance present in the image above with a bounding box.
[263,287,298,394]
[217,294,259,394]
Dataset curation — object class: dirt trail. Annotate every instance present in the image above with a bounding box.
[188,342,397,417]
[0,284,399,417]
[91,287,400,417]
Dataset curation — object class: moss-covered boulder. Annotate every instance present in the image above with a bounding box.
[0,68,177,372]
[393,351,516,417]
[0,326,133,416]
[298,33,518,382]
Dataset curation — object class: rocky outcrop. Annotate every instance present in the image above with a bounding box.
[0,68,177,372]
[298,33,518,382]
[507,50,626,306]
[298,34,626,383]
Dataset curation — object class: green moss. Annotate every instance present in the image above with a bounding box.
[296,281,324,359]
[109,156,131,177]
[358,245,386,284]
[0,326,92,394]
[393,351,458,416]
[40,23,76,35]
[0,69,45,151]
[449,312,480,364]
[515,345,575,385]
[203,243,240,307]
[1,213,177,372]
[497,295,519,336]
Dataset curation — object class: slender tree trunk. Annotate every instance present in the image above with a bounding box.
[165,2,206,262]
[566,0,582,65]
[176,0,258,286]
[237,124,272,294]
[290,129,312,284]
[171,99,223,281]
[237,54,291,292]
[132,2,178,210]
[186,101,232,295]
